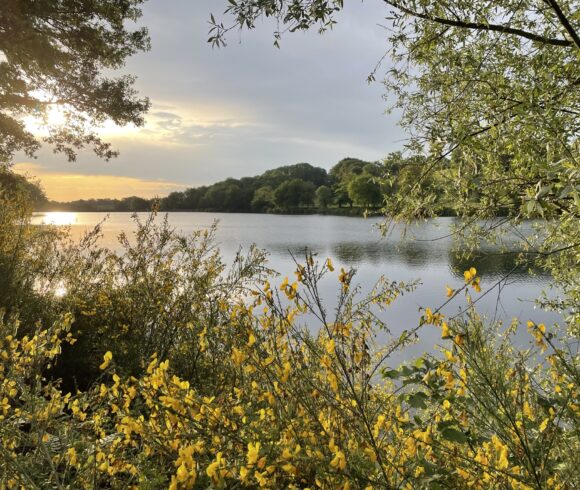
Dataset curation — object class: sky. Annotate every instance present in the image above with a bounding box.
[14,0,406,201]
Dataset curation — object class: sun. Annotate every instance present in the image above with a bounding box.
[45,104,67,126]
[22,88,139,139]
[23,102,67,136]
[40,212,78,226]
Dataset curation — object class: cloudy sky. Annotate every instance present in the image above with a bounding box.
[15,0,405,201]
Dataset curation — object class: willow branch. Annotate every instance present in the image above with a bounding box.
[543,0,580,50]
[385,0,573,47]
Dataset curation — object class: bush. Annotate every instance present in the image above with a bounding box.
[0,190,577,488]
[1,252,578,488]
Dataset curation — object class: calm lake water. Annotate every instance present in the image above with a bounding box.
[32,212,561,363]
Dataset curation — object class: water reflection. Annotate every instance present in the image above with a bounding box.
[266,239,548,281]
[34,212,78,226]
[448,250,548,281]
[28,212,560,362]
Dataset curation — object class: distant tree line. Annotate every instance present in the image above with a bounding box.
[155,159,388,213]
[45,155,418,213]
[46,153,514,215]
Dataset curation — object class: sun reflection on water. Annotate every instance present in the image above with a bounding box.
[40,212,78,226]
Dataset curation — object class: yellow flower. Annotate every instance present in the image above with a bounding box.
[281,361,292,383]
[66,447,78,466]
[328,372,339,393]
[248,333,256,347]
[281,447,293,460]
[326,258,335,271]
[254,470,268,487]
[441,322,451,339]
[325,338,336,354]
[527,321,547,351]
[330,450,347,471]
[338,268,349,289]
[206,452,226,483]
[363,446,377,462]
[444,350,457,363]
[446,285,455,298]
[523,402,535,421]
[464,267,477,282]
[231,347,246,365]
[176,463,189,482]
[99,351,113,370]
[247,441,261,466]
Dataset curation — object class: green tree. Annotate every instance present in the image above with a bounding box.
[0,0,150,164]
[274,178,316,209]
[329,157,368,183]
[314,185,333,209]
[183,186,208,210]
[0,170,47,209]
[260,163,328,189]
[223,182,245,211]
[161,191,185,211]
[329,158,373,208]
[251,186,275,212]
[333,185,352,208]
[347,174,382,208]
[117,196,150,212]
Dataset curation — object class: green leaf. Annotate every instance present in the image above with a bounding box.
[414,357,426,369]
[408,391,429,409]
[440,427,468,443]
[381,368,400,379]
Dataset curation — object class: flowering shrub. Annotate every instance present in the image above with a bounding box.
[0,247,577,488]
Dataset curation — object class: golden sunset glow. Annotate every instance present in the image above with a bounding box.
[14,163,186,201]
[37,212,78,226]
[46,105,67,126]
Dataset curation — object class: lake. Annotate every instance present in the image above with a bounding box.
[32,212,561,363]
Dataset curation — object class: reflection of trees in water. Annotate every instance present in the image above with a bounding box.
[332,243,366,264]
[265,239,550,282]
[448,251,548,281]
[332,241,449,267]
[267,241,447,267]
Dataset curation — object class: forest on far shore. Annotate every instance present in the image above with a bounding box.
[20,154,399,213]
[34,153,516,216]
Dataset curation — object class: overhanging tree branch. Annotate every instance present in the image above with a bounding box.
[543,0,580,49]
[385,0,573,47]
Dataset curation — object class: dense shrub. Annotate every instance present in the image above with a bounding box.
[0,187,577,489]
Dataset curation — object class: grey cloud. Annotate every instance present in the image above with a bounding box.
[16,0,406,190]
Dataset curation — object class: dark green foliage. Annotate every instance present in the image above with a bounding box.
[347,174,382,208]
[115,196,151,212]
[329,158,369,182]
[260,162,328,188]
[52,196,151,212]
[273,178,316,209]
[328,158,380,209]
[0,169,48,208]
[314,185,333,209]
[251,186,276,212]
[46,156,443,215]
[0,170,59,323]
[48,216,270,389]
[0,0,150,164]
